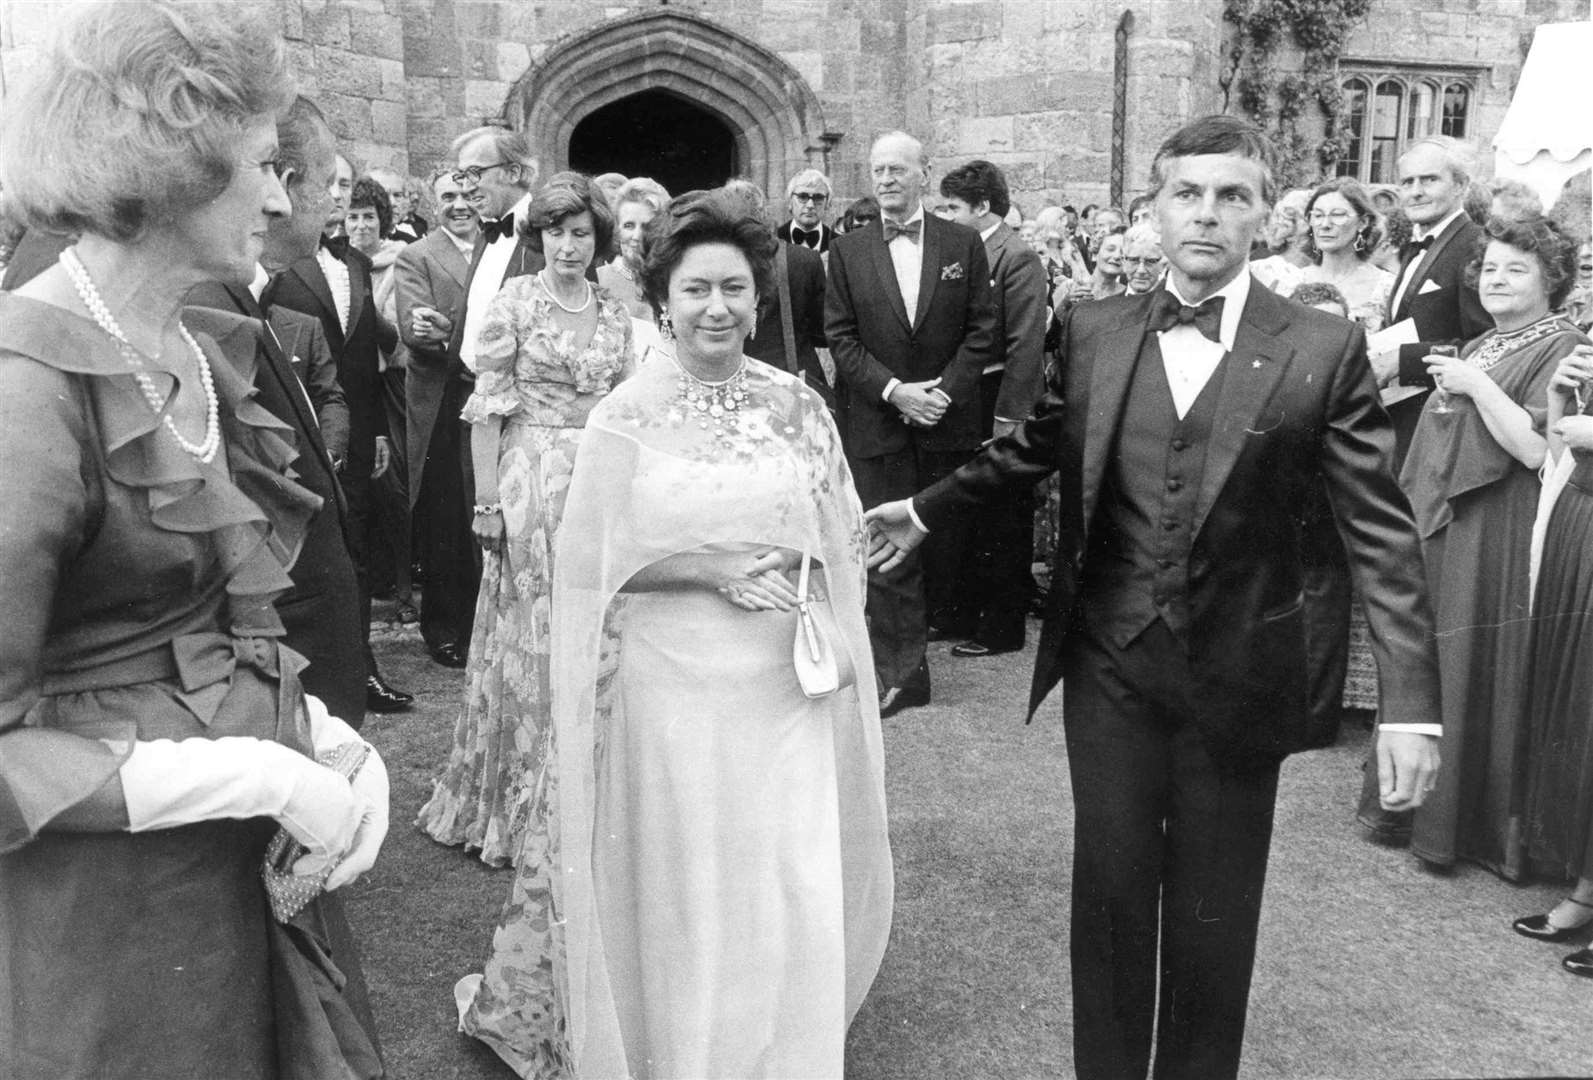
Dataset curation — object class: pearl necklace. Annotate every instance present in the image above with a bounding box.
[538,269,593,314]
[672,352,748,447]
[60,248,221,463]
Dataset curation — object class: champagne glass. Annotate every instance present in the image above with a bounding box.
[1429,344,1458,414]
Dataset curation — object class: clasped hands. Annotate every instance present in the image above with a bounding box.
[713,548,803,612]
[1551,345,1593,449]
[889,377,951,427]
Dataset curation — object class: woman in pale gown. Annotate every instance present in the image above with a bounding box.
[455,189,893,1078]
[416,177,633,865]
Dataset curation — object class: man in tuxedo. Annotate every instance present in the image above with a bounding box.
[935,159,1048,657]
[776,168,836,254]
[408,125,543,668]
[263,130,412,711]
[825,130,996,716]
[1370,135,1490,463]
[868,115,1441,1079]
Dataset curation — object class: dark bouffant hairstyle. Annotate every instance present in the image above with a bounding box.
[940,159,1011,219]
[1303,178,1383,263]
[1467,214,1582,311]
[1147,114,1277,207]
[1290,281,1351,317]
[639,188,779,316]
[519,174,616,263]
[348,177,392,238]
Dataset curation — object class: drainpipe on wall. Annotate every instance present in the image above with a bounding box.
[1112,9,1135,208]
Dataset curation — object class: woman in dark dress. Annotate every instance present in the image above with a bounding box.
[1360,215,1583,879]
[0,4,389,1076]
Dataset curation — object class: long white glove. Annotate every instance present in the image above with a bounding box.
[119,736,361,872]
[301,695,391,890]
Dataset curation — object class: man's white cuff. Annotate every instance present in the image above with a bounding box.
[1377,723,1442,736]
[882,377,901,403]
[906,500,929,534]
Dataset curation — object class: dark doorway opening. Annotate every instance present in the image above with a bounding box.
[568,89,737,196]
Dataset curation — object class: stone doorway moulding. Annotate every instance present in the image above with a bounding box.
[506,10,838,204]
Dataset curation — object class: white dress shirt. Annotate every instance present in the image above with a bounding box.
[461,192,531,373]
[315,244,351,335]
[1158,270,1249,419]
[1388,206,1465,318]
[880,204,930,405]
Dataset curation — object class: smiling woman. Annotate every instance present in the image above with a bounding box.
[0,3,390,1079]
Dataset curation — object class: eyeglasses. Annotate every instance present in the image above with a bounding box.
[1123,257,1164,269]
[793,192,829,204]
[451,162,513,187]
[1308,209,1354,224]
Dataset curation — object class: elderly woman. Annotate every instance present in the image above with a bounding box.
[1359,215,1584,880]
[0,4,388,1078]
[1295,178,1393,332]
[596,177,670,321]
[456,189,892,1078]
[1121,222,1164,295]
[416,176,633,866]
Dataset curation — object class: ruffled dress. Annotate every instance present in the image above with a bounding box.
[416,278,632,866]
[457,352,894,1078]
[0,296,380,1079]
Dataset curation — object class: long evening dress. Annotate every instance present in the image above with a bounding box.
[456,351,894,1078]
[1359,315,1581,878]
[1525,362,1593,881]
[0,296,379,1079]
[416,278,632,866]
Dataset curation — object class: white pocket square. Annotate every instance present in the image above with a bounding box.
[1418,279,1443,295]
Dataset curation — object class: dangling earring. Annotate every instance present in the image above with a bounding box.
[747,322,756,341]
[1353,230,1367,253]
[659,314,675,341]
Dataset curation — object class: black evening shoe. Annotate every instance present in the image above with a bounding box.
[365,673,414,713]
[878,684,931,718]
[395,601,419,625]
[1562,947,1593,977]
[951,640,1022,658]
[428,641,467,669]
[1513,897,1593,942]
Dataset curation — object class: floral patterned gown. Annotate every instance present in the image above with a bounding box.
[415,278,632,866]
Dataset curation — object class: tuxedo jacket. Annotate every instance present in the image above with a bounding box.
[266,304,349,466]
[777,219,834,254]
[917,281,1441,760]
[445,232,544,363]
[1392,213,1491,384]
[745,240,829,392]
[263,249,394,474]
[982,221,1050,423]
[183,283,367,727]
[394,229,471,506]
[824,213,997,456]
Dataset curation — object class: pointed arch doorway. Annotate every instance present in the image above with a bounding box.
[567,89,737,195]
[507,10,837,202]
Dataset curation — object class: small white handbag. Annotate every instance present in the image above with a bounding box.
[793,549,856,699]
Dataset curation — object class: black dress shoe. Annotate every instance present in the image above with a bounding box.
[1514,898,1593,942]
[366,674,414,713]
[1563,947,1593,977]
[878,684,930,718]
[428,642,467,668]
[950,640,1021,658]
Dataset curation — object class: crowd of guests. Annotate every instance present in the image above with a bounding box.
[3,3,1593,1079]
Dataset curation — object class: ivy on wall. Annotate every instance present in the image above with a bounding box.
[1219,0,1373,186]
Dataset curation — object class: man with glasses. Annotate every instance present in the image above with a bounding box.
[777,168,836,253]
[1121,223,1166,295]
[411,125,542,669]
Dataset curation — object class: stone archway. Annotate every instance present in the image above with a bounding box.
[507,10,835,203]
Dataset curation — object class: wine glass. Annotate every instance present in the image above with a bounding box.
[1429,344,1459,414]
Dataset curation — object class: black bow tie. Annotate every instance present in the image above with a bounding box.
[790,226,821,247]
[1149,291,1224,342]
[320,234,349,259]
[482,212,517,244]
[883,218,922,244]
[1405,235,1435,255]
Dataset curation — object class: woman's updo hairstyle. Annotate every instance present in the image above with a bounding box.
[0,0,292,242]
[639,188,779,317]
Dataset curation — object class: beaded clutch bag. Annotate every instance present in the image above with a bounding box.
[261,740,371,923]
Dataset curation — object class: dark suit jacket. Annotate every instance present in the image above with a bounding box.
[445,233,544,361]
[745,241,828,392]
[982,221,1049,422]
[263,249,394,474]
[824,213,997,456]
[917,281,1441,761]
[266,305,350,465]
[394,229,471,506]
[1391,213,1491,383]
[777,219,834,254]
[0,229,69,291]
[184,283,367,728]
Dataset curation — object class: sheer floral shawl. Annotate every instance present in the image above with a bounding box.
[549,350,892,1074]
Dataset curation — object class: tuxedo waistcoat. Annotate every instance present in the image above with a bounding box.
[1080,333,1226,649]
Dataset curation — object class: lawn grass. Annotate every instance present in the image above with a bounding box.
[350,619,1592,1079]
